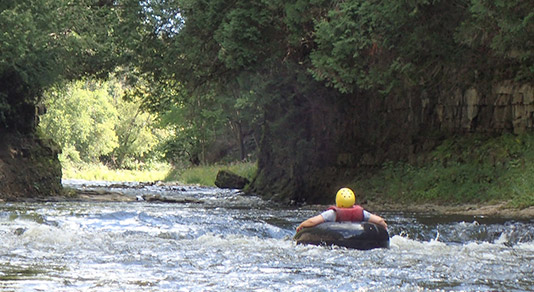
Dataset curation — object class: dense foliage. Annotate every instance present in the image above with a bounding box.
[39,79,167,169]
[121,0,533,203]
[0,0,125,132]
[129,0,534,99]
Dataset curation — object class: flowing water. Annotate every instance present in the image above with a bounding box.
[1,180,533,292]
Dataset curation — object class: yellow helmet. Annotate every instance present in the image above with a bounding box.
[335,188,355,208]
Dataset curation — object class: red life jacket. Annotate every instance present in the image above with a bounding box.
[327,205,364,222]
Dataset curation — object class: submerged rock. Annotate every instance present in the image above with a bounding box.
[141,194,202,204]
[14,227,27,236]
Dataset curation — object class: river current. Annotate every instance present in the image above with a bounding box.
[1,180,533,291]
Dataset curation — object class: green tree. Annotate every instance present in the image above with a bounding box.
[40,78,167,168]
[309,0,534,94]
[112,94,168,169]
[40,81,119,163]
[125,0,270,165]
[1,0,124,133]
[456,0,534,81]
[310,0,470,94]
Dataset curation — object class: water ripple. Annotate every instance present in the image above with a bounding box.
[0,181,532,291]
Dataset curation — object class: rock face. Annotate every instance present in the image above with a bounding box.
[214,170,249,189]
[395,82,534,135]
[0,131,62,201]
[248,81,534,204]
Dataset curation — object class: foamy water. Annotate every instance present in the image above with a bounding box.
[0,180,532,291]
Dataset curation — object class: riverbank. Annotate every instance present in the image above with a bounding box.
[346,134,534,211]
[61,162,171,182]
[365,201,534,220]
[10,181,531,220]
[164,161,257,186]
[0,131,62,201]
[295,201,534,220]
[60,161,257,187]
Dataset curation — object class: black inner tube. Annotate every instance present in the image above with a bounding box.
[294,222,390,250]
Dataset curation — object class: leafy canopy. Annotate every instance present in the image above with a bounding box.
[1,0,128,131]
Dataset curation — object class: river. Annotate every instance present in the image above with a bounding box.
[1,180,533,291]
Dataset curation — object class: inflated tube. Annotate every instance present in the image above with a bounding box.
[294,222,390,250]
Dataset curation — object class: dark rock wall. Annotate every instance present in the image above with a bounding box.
[249,81,534,204]
[0,131,62,201]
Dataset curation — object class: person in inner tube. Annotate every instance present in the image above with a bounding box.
[296,187,387,232]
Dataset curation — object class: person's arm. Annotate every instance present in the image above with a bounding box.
[368,213,387,230]
[296,214,325,232]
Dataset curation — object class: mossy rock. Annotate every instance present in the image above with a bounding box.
[214,170,249,189]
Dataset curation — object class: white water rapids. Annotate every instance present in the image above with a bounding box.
[0,180,533,291]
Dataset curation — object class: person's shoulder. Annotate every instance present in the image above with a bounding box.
[321,209,336,214]
[321,209,336,222]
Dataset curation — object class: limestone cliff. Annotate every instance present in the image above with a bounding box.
[248,81,534,204]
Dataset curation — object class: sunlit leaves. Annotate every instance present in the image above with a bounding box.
[40,81,119,163]
[39,78,166,167]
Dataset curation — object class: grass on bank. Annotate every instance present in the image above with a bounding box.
[353,133,534,209]
[61,134,534,209]
[62,160,257,187]
[165,161,257,186]
[62,162,172,182]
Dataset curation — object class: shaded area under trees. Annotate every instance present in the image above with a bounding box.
[2,0,534,203]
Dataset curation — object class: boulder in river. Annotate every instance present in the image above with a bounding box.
[214,170,249,189]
